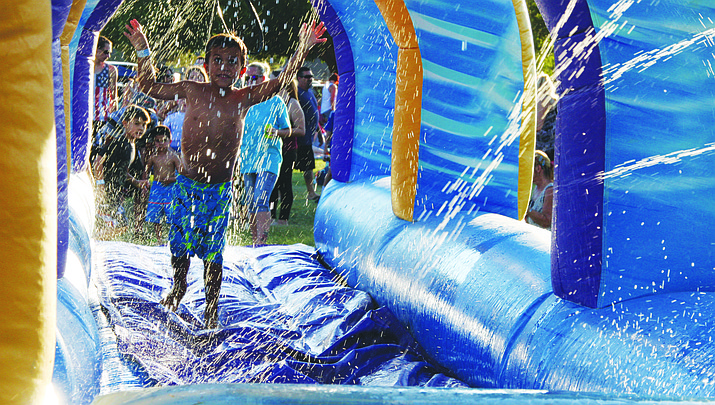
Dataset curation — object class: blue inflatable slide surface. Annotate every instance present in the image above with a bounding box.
[91,242,465,389]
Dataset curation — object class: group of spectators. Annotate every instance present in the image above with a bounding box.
[91,36,209,242]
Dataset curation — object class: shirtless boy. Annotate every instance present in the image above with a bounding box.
[143,126,181,244]
[124,19,326,328]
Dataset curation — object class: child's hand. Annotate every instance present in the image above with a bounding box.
[137,179,150,191]
[300,21,327,51]
[123,19,150,51]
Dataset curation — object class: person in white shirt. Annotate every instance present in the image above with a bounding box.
[319,73,338,126]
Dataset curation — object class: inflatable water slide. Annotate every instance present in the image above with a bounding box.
[2,0,715,403]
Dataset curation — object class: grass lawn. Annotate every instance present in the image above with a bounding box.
[97,160,326,248]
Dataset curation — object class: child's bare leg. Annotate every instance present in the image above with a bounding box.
[155,223,163,244]
[304,170,318,199]
[248,212,258,245]
[161,255,189,311]
[255,211,271,245]
[203,260,222,328]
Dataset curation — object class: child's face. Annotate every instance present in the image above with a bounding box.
[154,135,170,150]
[123,118,148,141]
[205,47,245,88]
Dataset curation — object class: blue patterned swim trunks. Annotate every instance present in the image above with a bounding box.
[146,181,174,224]
[169,175,233,263]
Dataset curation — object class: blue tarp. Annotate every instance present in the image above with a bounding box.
[93,242,467,389]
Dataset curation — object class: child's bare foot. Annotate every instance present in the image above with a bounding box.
[256,231,269,245]
[204,304,219,329]
[160,281,187,312]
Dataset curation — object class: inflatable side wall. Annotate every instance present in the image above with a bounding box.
[544,0,715,308]
[53,173,101,405]
[316,0,715,397]
[0,0,57,402]
[316,180,715,396]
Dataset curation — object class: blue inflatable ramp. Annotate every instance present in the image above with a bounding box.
[92,242,467,389]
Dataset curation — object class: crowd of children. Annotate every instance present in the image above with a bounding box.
[92,65,198,241]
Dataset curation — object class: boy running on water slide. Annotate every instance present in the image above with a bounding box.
[124,18,326,329]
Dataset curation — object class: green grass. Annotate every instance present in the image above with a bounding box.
[98,160,326,248]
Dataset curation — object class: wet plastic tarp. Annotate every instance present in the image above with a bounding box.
[93,242,467,389]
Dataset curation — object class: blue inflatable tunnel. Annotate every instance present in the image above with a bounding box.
[4,0,715,403]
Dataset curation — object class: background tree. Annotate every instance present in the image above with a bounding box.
[103,0,335,70]
[527,0,554,74]
[103,0,549,74]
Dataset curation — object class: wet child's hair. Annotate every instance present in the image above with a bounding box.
[148,125,171,143]
[122,104,150,123]
[204,33,248,69]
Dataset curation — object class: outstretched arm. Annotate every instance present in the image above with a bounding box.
[279,21,327,87]
[246,21,327,106]
[124,19,188,101]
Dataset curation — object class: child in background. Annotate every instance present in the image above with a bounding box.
[94,104,151,227]
[143,126,181,245]
[240,61,291,245]
[125,18,326,328]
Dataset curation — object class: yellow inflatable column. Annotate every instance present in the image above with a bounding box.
[512,0,538,220]
[374,0,422,222]
[0,0,57,403]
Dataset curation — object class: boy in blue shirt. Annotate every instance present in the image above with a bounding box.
[240,62,291,245]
